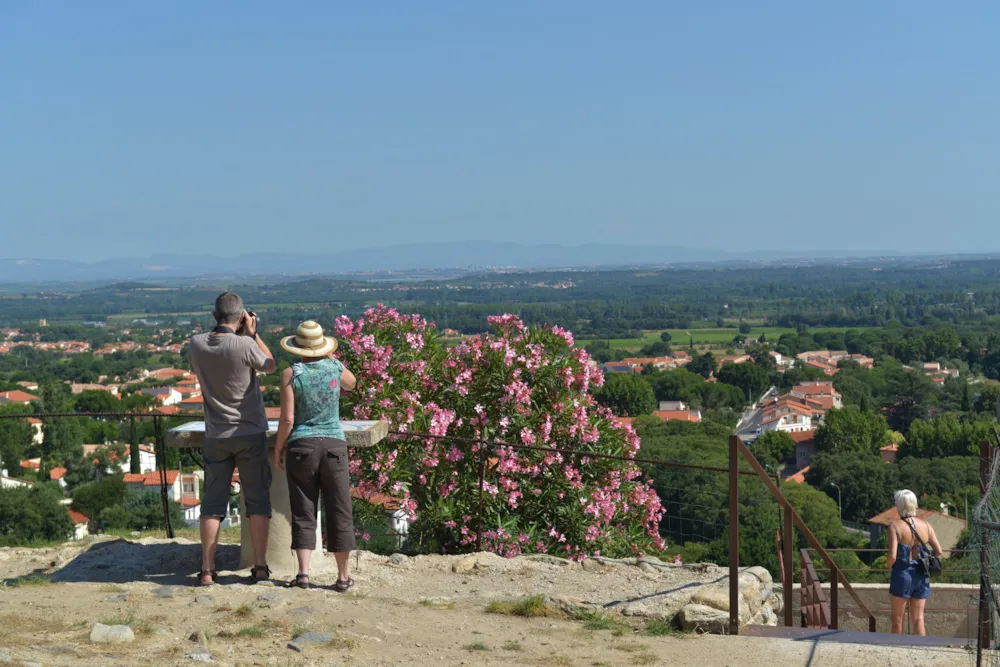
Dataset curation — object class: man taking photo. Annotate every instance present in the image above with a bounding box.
[188,292,277,585]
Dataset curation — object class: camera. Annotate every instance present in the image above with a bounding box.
[237,310,259,337]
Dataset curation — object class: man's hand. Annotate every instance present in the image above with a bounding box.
[241,310,258,337]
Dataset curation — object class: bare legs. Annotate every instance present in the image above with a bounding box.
[200,516,222,583]
[890,594,927,635]
[908,598,927,636]
[334,551,350,583]
[248,515,270,577]
[890,594,907,634]
[296,548,312,576]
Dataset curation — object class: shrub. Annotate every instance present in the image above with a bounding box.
[336,306,665,559]
[0,485,73,545]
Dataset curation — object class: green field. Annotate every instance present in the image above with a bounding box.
[578,326,864,351]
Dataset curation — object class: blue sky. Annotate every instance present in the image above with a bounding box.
[2,2,998,260]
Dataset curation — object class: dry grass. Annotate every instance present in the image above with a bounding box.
[419,599,456,610]
[486,595,549,618]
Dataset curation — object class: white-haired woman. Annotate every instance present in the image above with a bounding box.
[887,490,943,635]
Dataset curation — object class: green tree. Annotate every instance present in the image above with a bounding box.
[738,323,752,335]
[746,343,776,371]
[783,482,844,547]
[717,363,770,402]
[814,406,891,454]
[593,373,657,417]
[883,368,934,434]
[973,385,1000,415]
[904,415,992,458]
[73,390,121,414]
[71,475,126,520]
[806,452,898,524]
[639,341,672,357]
[752,431,796,470]
[0,406,34,474]
[687,353,718,379]
[660,332,673,343]
[648,369,704,402]
[0,484,74,545]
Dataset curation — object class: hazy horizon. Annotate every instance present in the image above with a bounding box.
[3,2,999,261]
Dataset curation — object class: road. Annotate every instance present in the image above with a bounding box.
[735,385,777,441]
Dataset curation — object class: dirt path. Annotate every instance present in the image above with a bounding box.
[0,538,973,666]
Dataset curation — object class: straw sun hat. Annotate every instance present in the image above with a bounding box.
[280,320,338,358]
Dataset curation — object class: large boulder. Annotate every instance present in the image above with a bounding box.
[678,604,730,634]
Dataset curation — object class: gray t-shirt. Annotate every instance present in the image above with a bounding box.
[187,333,269,439]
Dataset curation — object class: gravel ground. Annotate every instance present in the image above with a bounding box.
[0,537,974,666]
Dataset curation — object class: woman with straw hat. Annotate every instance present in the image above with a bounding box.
[275,320,358,591]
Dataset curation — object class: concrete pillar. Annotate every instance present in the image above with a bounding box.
[238,447,325,576]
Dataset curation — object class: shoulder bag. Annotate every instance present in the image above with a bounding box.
[906,518,942,576]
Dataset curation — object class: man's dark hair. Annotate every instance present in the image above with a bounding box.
[214,292,244,325]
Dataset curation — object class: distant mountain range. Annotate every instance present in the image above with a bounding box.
[0,241,935,283]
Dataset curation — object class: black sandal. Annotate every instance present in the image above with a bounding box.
[249,565,271,584]
[198,570,217,586]
[290,573,310,589]
[333,577,354,593]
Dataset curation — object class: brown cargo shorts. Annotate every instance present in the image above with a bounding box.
[285,437,356,553]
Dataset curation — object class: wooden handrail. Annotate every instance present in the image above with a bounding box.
[732,436,877,632]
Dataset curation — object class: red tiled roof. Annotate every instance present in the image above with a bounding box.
[0,390,39,402]
[124,471,180,486]
[265,407,281,419]
[789,430,817,443]
[869,506,966,526]
[19,458,40,470]
[350,487,401,511]
[785,466,810,484]
[67,509,89,524]
[26,417,42,425]
[152,405,182,415]
[122,473,145,483]
[652,410,700,423]
[880,443,899,453]
[180,497,201,507]
[180,395,204,405]
[49,467,67,480]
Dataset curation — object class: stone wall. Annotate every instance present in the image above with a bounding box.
[783,583,978,638]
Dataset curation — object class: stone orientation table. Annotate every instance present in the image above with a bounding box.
[166,420,388,575]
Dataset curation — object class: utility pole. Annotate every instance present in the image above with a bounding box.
[830,482,842,520]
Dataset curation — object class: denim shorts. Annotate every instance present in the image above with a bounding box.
[202,432,271,517]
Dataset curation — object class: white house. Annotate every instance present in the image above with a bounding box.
[181,497,201,526]
[140,387,182,406]
[124,470,181,500]
[761,412,813,434]
[27,418,43,445]
[0,473,33,489]
[657,400,689,412]
[68,509,90,541]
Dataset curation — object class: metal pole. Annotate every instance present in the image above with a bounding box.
[977,440,992,666]
[830,570,839,630]
[782,507,793,627]
[830,482,842,520]
[729,435,740,635]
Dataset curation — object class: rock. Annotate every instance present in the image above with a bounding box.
[544,595,592,615]
[189,631,209,647]
[743,566,773,585]
[388,553,407,566]
[621,602,650,617]
[193,595,215,606]
[678,604,730,634]
[129,531,141,538]
[288,606,324,616]
[517,554,574,568]
[0,648,9,663]
[27,645,78,655]
[288,632,333,652]
[187,647,213,662]
[451,555,479,574]
[257,591,286,608]
[690,587,748,623]
[637,562,656,574]
[581,558,604,573]
[0,552,9,562]
[152,585,180,599]
[90,623,135,644]
[104,593,130,603]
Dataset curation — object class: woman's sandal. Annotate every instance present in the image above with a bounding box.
[249,565,271,584]
[332,577,354,593]
[290,574,310,589]
[198,570,218,586]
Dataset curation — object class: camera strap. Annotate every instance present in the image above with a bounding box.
[212,325,236,335]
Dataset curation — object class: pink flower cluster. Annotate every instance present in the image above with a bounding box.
[337,305,666,558]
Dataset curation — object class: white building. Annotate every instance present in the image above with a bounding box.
[760,412,813,434]
[124,470,182,500]
[68,509,90,541]
[140,387,182,406]
[0,473,33,489]
[657,400,688,412]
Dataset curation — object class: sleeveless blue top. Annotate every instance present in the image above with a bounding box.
[287,358,345,443]
[889,521,931,600]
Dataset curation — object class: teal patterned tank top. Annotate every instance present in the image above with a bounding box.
[288,358,346,443]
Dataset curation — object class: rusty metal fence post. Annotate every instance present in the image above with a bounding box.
[977,439,993,666]
[729,435,740,635]
[152,415,174,539]
[782,507,794,627]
